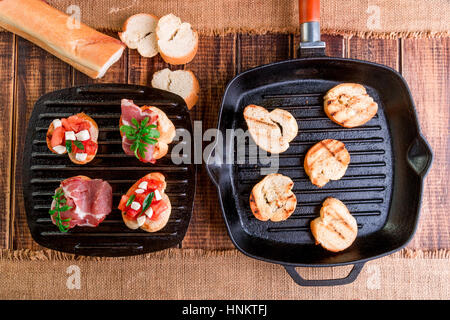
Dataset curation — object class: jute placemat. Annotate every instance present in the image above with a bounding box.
[34,0,450,38]
[1,248,449,299]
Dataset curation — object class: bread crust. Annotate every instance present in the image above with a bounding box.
[0,0,125,79]
[119,105,175,161]
[304,139,350,187]
[157,32,198,65]
[121,172,172,232]
[310,197,357,252]
[118,13,159,58]
[324,83,378,128]
[182,70,200,110]
[249,173,297,222]
[46,113,99,165]
[244,104,298,154]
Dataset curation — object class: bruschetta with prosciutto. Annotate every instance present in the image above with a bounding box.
[46,113,99,164]
[118,172,172,232]
[119,99,175,163]
[49,176,113,232]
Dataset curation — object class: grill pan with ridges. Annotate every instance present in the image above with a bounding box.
[23,84,196,257]
[206,0,432,286]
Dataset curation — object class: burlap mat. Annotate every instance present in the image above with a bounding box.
[1,248,449,299]
[29,0,448,38]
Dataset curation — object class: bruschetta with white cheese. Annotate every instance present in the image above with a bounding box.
[46,113,99,165]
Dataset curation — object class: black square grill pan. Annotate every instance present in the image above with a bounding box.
[206,0,432,286]
[22,84,196,257]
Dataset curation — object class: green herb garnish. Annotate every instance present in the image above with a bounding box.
[65,140,84,153]
[49,188,72,232]
[139,192,154,217]
[120,117,160,160]
[73,140,84,150]
[66,140,72,153]
[126,194,136,207]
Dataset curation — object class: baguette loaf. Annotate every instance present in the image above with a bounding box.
[0,0,125,79]
[151,68,200,109]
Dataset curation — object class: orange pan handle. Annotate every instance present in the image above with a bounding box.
[299,0,320,23]
[298,0,326,57]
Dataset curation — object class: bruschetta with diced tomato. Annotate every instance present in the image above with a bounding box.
[118,172,172,232]
[46,113,99,165]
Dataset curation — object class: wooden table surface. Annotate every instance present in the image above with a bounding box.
[0,32,448,251]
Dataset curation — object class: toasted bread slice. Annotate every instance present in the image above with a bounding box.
[119,105,175,160]
[151,68,200,110]
[249,173,297,222]
[46,113,99,165]
[244,104,298,154]
[119,13,159,58]
[121,172,172,233]
[156,13,198,65]
[324,83,378,128]
[311,197,357,252]
[304,139,350,187]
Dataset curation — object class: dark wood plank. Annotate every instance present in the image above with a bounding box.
[401,38,450,250]
[11,38,72,249]
[239,33,291,71]
[0,33,15,249]
[348,37,398,69]
[72,31,128,85]
[181,34,236,249]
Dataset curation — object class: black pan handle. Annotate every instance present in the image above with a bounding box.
[297,0,326,58]
[283,263,365,286]
[407,135,433,177]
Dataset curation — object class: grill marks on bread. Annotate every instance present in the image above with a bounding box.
[310,197,358,252]
[244,104,298,154]
[304,139,350,187]
[249,173,297,222]
[324,83,378,128]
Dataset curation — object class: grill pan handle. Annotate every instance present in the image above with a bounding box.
[283,263,365,286]
[298,0,326,57]
[407,135,433,177]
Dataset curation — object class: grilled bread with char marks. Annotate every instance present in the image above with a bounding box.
[311,197,357,252]
[304,139,350,187]
[249,173,297,222]
[244,104,298,154]
[324,83,378,128]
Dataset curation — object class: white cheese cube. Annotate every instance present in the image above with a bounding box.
[144,207,153,219]
[138,181,148,190]
[154,189,162,201]
[134,188,145,194]
[75,129,90,141]
[136,215,146,227]
[75,153,87,162]
[52,119,62,128]
[52,145,66,154]
[65,131,76,141]
[130,201,141,211]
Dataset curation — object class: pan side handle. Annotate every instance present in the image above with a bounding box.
[283,263,365,286]
[298,0,326,57]
[406,135,433,177]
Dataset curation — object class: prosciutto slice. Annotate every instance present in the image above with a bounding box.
[120,99,158,163]
[50,176,112,229]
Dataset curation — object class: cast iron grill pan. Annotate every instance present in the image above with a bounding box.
[23,84,196,257]
[207,58,432,286]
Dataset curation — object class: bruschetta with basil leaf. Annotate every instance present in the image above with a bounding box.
[118,172,172,232]
[46,113,99,164]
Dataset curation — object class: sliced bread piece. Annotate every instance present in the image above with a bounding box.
[249,173,297,222]
[119,13,159,58]
[156,13,198,65]
[244,104,298,154]
[311,197,358,252]
[151,68,200,109]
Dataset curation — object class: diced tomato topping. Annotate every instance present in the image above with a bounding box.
[126,209,139,219]
[118,195,129,212]
[66,115,91,132]
[150,200,168,220]
[83,140,97,155]
[50,126,65,148]
[61,118,73,131]
[147,179,165,191]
